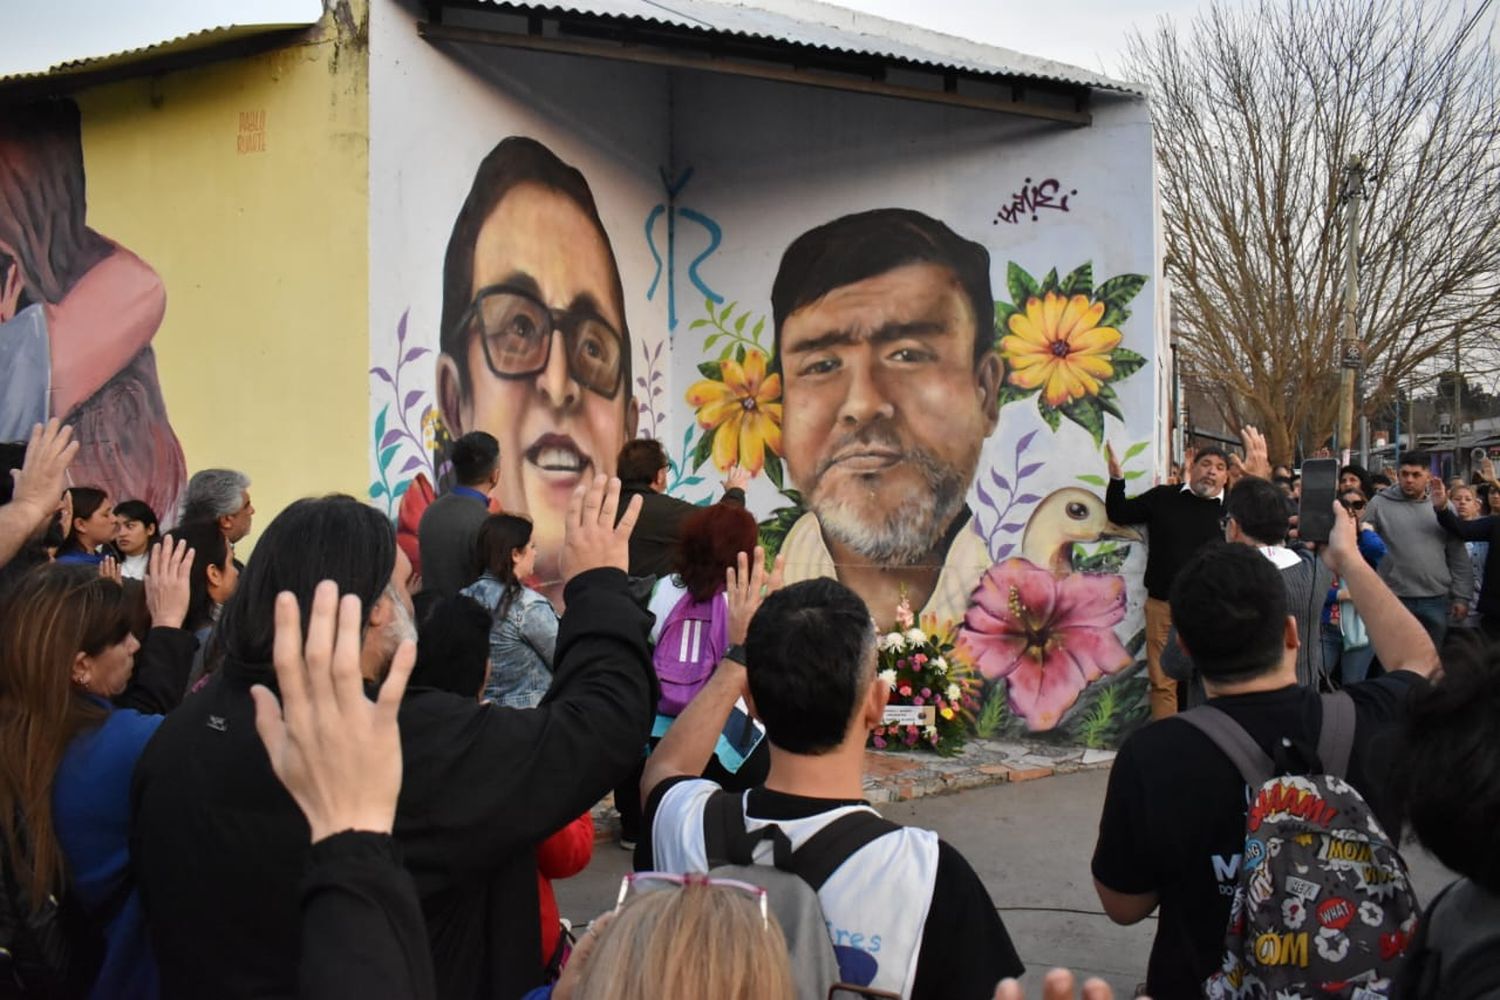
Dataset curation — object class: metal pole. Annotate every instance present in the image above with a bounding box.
[1337,157,1364,467]
[1453,333,1463,477]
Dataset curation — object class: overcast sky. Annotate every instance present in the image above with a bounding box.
[833,0,1211,76]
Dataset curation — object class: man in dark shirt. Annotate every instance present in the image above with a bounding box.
[132,477,655,1000]
[615,437,747,578]
[642,571,1023,999]
[417,431,499,598]
[1105,444,1229,718]
[1091,503,1439,1000]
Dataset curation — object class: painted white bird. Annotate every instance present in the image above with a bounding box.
[1020,487,1143,576]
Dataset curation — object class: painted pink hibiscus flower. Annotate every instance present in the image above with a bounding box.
[957,559,1131,730]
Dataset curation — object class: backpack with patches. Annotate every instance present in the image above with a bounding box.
[652,588,728,716]
[1185,692,1420,999]
[700,790,900,1000]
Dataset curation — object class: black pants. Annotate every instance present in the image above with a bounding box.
[614,737,771,842]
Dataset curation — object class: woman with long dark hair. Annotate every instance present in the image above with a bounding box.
[0,566,156,997]
[615,503,766,851]
[112,499,159,580]
[57,486,114,565]
[173,520,240,690]
[461,514,557,708]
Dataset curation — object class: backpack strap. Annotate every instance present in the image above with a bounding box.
[1316,690,1356,778]
[1179,706,1275,788]
[702,790,794,870]
[783,809,902,891]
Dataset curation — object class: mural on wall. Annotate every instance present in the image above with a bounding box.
[0,99,186,522]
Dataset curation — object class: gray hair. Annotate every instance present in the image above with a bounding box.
[181,468,251,524]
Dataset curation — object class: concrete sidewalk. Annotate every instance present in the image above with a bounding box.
[559,769,1457,995]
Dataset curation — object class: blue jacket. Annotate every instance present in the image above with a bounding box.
[52,697,163,1000]
[1323,527,1389,624]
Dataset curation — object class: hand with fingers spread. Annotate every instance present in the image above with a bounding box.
[560,474,642,583]
[250,581,416,842]
[726,546,786,646]
[1317,499,1360,576]
[1104,442,1123,481]
[1428,477,1448,512]
[11,419,79,526]
[144,535,195,629]
[99,555,122,585]
[994,968,1128,1000]
[723,465,751,493]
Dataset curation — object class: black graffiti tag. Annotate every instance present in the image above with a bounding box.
[994,178,1077,224]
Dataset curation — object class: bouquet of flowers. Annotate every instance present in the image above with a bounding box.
[869,597,981,756]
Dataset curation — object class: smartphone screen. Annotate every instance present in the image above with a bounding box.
[1298,458,1339,544]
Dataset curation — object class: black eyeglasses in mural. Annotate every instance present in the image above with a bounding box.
[455,284,624,399]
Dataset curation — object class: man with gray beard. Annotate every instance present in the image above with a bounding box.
[771,209,1001,629]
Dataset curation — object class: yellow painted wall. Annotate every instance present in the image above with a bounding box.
[74,9,369,551]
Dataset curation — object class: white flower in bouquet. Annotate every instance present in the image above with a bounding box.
[946,683,962,703]
[923,725,939,740]
[878,668,898,690]
[880,631,905,652]
[904,627,927,646]
[931,656,948,675]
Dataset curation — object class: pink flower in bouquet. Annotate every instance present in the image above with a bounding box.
[895,595,916,630]
[898,685,912,697]
[957,558,1131,730]
[914,654,928,666]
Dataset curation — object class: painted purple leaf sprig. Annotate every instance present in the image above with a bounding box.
[368,309,438,516]
[973,429,1044,561]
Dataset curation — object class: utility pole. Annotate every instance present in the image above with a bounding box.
[1454,333,1463,476]
[1337,157,1365,467]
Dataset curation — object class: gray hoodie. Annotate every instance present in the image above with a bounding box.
[1364,485,1473,603]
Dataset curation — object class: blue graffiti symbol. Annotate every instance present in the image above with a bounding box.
[645,167,723,331]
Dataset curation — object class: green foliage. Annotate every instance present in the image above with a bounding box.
[1006,261,1040,307]
[974,684,1010,739]
[1073,684,1117,749]
[1071,542,1132,575]
[757,494,806,559]
[695,297,771,360]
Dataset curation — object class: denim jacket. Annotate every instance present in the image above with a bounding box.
[462,574,557,708]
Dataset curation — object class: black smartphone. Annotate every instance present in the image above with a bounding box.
[1298,458,1339,544]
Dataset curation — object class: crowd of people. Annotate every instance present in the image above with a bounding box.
[0,415,1497,1000]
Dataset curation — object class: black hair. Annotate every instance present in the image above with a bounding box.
[1225,477,1290,546]
[172,520,232,635]
[409,595,491,699]
[1192,446,1230,467]
[1371,472,1392,488]
[472,514,533,622]
[745,578,875,755]
[1392,633,1500,893]
[617,439,668,487]
[1338,464,1374,499]
[770,208,994,370]
[440,136,631,395]
[450,432,500,487]
[215,496,395,668]
[1399,451,1429,469]
[112,500,160,551]
[61,486,108,554]
[0,441,26,506]
[1169,542,1288,682]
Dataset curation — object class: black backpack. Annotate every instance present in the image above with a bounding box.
[0,822,105,999]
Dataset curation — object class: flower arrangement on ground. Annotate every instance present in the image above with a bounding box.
[869,597,981,756]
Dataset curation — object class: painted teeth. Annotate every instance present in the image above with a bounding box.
[536,447,583,471]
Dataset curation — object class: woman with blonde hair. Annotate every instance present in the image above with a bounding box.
[547,875,794,1000]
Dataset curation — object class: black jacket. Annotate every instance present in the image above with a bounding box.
[1105,479,1224,600]
[130,568,656,1000]
[618,483,744,579]
[1436,508,1499,618]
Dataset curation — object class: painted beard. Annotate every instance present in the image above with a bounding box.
[804,424,976,565]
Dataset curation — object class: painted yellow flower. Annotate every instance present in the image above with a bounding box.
[685,349,783,474]
[1001,292,1122,407]
[421,406,440,453]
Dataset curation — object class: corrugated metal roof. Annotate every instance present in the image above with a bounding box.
[0,0,322,85]
[472,0,1142,94]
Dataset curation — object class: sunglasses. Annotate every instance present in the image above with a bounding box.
[1340,499,1366,511]
[615,872,768,927]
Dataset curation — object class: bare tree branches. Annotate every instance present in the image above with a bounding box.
[1128,0,1500,462]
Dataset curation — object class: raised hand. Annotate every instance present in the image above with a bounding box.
[1429,477,1448,511]
[145,535,194,629]
[726,547,786,646]
[994,967,1125,1000]
[1104,442,1123,480]
[11,419,79,526]
[98,555,122,585]
[560,474,642,583]
[250,581,416,842]
[1318,499,1359,576]
[1238,425,1271,479]
[724,465,751,492]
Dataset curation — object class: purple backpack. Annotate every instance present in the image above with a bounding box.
[652,588,728,716]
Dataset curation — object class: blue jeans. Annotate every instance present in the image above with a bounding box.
[1322,623,1376,686]
[1401,596,1450,652]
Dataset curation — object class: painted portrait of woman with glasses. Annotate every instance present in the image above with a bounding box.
[436,136,638,597]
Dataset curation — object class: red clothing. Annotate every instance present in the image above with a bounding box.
[537,813,594,965]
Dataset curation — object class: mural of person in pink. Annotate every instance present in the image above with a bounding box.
[425,136,637,599]
[769,209,1002,630]
[0,99,185,523]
